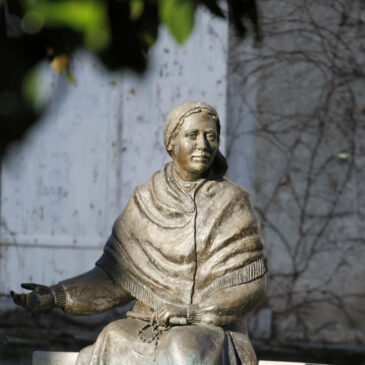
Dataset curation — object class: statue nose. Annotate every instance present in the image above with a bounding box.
[196,135,208,150]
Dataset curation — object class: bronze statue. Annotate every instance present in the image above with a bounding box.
[11,101,268,365]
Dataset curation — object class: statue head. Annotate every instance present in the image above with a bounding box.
[164,101,227,181]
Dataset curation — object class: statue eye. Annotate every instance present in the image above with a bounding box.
[207,133,217,141]
[187,132,197,139]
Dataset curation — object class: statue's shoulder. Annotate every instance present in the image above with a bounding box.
[116,169,163,226]
[133,164,168,197]
[217,176,251,200]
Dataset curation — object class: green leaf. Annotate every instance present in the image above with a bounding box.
[22,67,39,109]
[139,31,157,47]
[159,0,195,44]
[130,0,144,21]
[22,0,110,51]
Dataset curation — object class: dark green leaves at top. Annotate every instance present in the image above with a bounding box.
[130,0,144,21]
[21,0,110,51]
[159,0,195,44]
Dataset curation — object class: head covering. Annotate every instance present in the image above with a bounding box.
[163,101,228,177]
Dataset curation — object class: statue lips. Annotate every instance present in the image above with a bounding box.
[191,153,211,162]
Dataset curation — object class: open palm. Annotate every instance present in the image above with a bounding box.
[10,283,54,312]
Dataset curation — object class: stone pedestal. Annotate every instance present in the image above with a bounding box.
[32,352,79,365]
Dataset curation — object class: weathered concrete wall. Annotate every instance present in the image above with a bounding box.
[227,0,365,347]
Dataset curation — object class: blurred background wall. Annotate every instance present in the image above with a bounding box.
[1,1,365,364]
[226,1,365,363]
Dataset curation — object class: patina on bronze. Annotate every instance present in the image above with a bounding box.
[11,101,268,365]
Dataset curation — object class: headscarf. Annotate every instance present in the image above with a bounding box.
[163,101,228,177]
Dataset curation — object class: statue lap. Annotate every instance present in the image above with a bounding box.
[76,318,257,365]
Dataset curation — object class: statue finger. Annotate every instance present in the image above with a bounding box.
[151,311,158,325]
[151,309,164,325]
[154,308,169,325]
[10,290,20,303]
[10,291,27,306]
[160,311,171,325]
[21,283,38,291]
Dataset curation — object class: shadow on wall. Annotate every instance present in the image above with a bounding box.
[226,0,365,363]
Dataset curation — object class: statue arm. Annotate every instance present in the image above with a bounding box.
[151,275,267,327]
[192,192,267,326]
[52,266,134,315]
[191,275,267,327]
[11,266,133,315]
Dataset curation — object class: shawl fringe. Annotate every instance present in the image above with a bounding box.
[197,257,268,301]
[97,253,267,309]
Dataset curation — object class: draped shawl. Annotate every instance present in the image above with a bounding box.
[96,162,267,310]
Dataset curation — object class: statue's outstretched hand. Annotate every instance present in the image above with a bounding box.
[10,283,55,312]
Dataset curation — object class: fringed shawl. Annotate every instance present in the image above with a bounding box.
[96,162,267,310]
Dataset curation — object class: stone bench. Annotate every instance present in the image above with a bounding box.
[33,352,78,365]
[32,351,331,365]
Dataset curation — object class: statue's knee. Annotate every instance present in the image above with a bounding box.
[99,322,118,343]
[157,331,204,364]
[100,319,135,344]
[100,321,115,336]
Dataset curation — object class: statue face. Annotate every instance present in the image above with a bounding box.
[170,113,219,181]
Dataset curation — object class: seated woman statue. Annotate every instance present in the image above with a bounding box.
[11,101,268,365]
